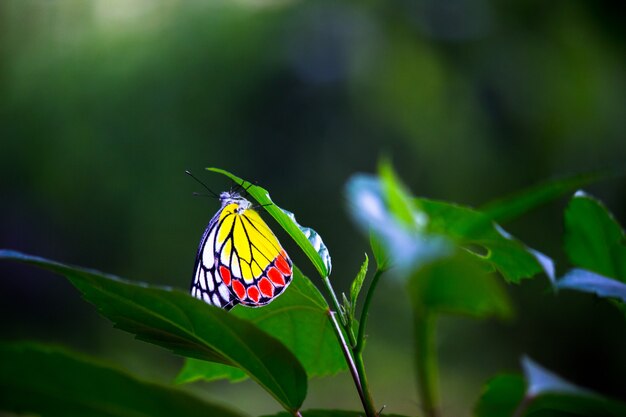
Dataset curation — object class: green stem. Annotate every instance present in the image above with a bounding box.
[355,269,384,354]
[414,311,441,417]
[323,276,378,417]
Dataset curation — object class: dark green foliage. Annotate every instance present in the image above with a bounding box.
[418,198,548,283]
[408,251,513,319]
[1,168,624,417]
[564,192,626,282]
[0,342,246,417]
[0,250,307,412]
[474,360,626,417]
[178,267,346,383]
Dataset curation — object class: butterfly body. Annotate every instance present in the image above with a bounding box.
[191,191,293,310]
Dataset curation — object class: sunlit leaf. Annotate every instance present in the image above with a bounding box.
[408,251,513,319]
[418,199,549,283]
[207,167,331,277]
[564,191,626,282]
[346,174,451,275]
[480,172,604,224]
[0,342,246,417]
[522,356,591,398]
[0,250,307,412]
[557,269,626,303]
[177,267,346,383]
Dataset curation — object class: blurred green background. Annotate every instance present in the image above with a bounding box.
[1,1,625,416]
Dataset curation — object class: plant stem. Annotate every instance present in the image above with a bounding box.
[355,269,384,354]
[414,311,441,417]
[323,277,378,417]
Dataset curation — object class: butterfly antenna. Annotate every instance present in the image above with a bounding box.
[185,170,219,198]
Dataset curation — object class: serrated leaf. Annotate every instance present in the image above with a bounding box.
[207,167,331,277]
[480,172,604,224]
[557,269,626,303]
[418,199,549,283]
[0,250,307,412]
[564,192,626,282]
[0,342,246,417]
[177,267,346,383]
[349,254,369,318]
[346,174,451,275]
[408,251,513,319]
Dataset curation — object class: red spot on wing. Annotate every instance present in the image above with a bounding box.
[259,278,274,298]
[267,267,285,287]
[232,280,245,300]
[275,255,291,276]
[247,286,260,303]
[219,266,231,286]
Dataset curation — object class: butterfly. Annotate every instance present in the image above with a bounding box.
[190,190,293,310]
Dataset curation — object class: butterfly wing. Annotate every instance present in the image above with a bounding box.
[190,206,238,310]
[191,201,292,309]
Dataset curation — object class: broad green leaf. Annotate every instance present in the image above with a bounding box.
[474,374,525,417]
[178,267,346,383]
[0,250,306,412]
[176,360,247,384]
[0,342,246,417]
[418,198,548,283]
[262,411,409,417]
[346,174,451,275]
[475,359,626,417]
[480,172,604,224]
[349,253,369,318]
[564,192,626,282]
[408,251,513,319]
[206,167,331,277]
[557,269,626,303]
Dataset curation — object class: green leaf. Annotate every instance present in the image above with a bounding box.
[261,410,410,417]
[0,342,246,417]
[176,360,247,384]
[177,267,345,383]
[480,172,604,224]
[349,254,369,318]
[369,231,391,272]
[408,251,513,319]
[418,198,549,283]
[0,250,307,412]
[346,174,451,275]
[378,159,422,228]
[474,374,526,417]
[474,358,626,417]
[564,192,626,282]
[206,167,331,278]
[557,269,626,303]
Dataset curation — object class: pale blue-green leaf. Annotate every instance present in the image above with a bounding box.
[346,174,452,276]
[522,356,592,398]
[556,269,626,303]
